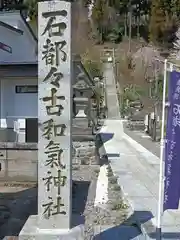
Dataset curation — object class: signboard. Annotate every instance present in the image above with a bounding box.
[163,71,180,211]
[38,1,72,229]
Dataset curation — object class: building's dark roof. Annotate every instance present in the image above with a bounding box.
[0,63,37,77]
[78,61,94,86]
[0,20,23,34]
[73,57,95,87]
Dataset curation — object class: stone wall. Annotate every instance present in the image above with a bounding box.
[0,143,38,182]
[73,141,97,165]
[0,141,98,182]
[0,128,16,142]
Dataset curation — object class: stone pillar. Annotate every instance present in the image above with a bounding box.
[19,1,84,239]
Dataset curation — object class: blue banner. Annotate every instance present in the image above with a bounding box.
[163,71,180,211]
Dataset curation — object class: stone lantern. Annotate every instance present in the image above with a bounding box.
[72,58,98,129]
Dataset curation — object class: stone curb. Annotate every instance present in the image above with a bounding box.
[123,133,160,162]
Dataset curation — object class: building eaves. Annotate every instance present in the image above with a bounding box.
[20,11,37,42]
[0,61,38,65]
[0,63,38,77]
[78,61,95,86]
[0,20,23,35]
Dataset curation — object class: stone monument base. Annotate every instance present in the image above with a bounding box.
[19,215,84,240]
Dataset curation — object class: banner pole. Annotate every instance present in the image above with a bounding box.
[157,59,168,238]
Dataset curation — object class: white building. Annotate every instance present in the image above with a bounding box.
[0,11,38,142]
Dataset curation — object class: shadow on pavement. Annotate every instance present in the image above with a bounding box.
[93,211,149,240]
[94,210,180,239]
[95,132,114,166]
[93,225,142,240]
[106,153,120,158]
[0,180,90,238]
[0,187,37,239]
[72,180,90,227]
[96,132,114,147]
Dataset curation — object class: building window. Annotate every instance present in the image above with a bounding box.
[15,85,38,93]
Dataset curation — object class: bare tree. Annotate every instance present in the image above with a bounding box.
[172,27,180,60]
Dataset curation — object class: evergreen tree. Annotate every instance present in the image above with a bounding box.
[173,25,180,59]
[132,0,151,37]
[149,0,166,44]
[0,0,25,10]
[149,0,177,46]
[171,0,180,17]
[110,0,129,36]
[91,0,109,43]
[23,0,38,21]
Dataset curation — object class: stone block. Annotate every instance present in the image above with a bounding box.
[4,149,37,181]
[0,142,38,149]
[19,215,84,240]
[0,150,6,178]
[0,160,6,178]
[140,220,180,240]
[0,150,6,160]
[3,237,19,240]
[7,150,37,162]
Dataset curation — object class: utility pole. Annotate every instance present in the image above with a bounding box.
[128,0,132,52]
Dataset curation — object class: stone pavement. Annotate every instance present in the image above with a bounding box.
[99,119,180,239]
[101,63,180,239]
[123,123,160,158]
[104,61,160,158]
[103,63,120,119]
[94,225,144,239]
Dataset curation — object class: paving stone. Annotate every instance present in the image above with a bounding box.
[141,222,180,240]
[93,225,143,239]
[118,177,153,198]
[103,63,120,119]
[123,126,160,158]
